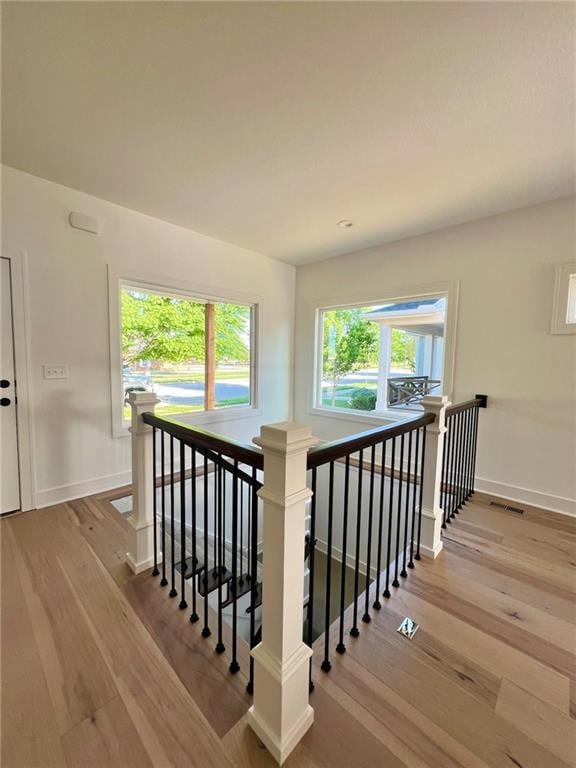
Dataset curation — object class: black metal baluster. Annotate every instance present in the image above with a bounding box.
[471,404,480,493]
[216,460,225,654]
[321,461,335,672]
[179,441,188,610]
[212,462,218,578]
[362,446,376,623]
[408,428,419,569]
[230,462,240,673]
[239,474,244,586]
[383,437,396,598]
[467,407,475,500]
[190,447,199,624]
[246,478,251,585]
[373,441,386,610]
[453,411,462,512]
[247,467,258,695]
[401,431,413,578]
[222,459,227,570]
[461,408,471,505]
[465,408,473,501]
[440,416,450,528]
[307,467,317,690]
[336,456,350,652]
[447,413,457,521]
[461,410,469,509]
[392,434,405,588]
[201,454,211,638]
[152,427,159,577]
[456,411,465,512]
[415,426,427,560]
[351,450,363,637]
[160,431,168,587]
[169,436,177,598]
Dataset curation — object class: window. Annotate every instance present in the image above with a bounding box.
[316,294,448,415]
[551,262,576,334]
[109,270,257,434]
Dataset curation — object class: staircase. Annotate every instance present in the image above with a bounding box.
[125,392,486,764]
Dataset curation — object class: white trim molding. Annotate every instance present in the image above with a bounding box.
[475,477,576,518]
[2,250,36,512]
[550,261,576,335]
[35,470,132,509]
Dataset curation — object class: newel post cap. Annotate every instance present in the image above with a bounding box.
[421,394,450,413]
[253,421,320,456]
[128,391,160,436]
[128,391,160,408]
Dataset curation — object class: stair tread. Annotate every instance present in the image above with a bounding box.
[175,556,204,580]
[221,573,255,608]
[246,582,263,612]
[197,566,233,596]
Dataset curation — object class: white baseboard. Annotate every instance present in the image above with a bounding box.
[35,457,208,509]
[475,477,576,518]
[33,468,576,522]
[35,470,132,509]
[314,537,407,580]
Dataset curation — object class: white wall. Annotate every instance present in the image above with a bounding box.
[294,197,576,515]
[2,166,295,508]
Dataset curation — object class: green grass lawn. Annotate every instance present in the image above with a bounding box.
[123,402,204,420]
[123,396,249,422]
[214,396,250,408]
[321,382,377,409]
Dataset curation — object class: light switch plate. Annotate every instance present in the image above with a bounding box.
[43,364,68,380]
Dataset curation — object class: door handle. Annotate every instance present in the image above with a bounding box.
[0,398,11,407]
[0,380,10,388]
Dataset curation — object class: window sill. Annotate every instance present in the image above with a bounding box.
[114,405,262,438]
[308,405,419,428]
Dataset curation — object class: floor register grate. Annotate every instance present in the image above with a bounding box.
[397,617,419,640]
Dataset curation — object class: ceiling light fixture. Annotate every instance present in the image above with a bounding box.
[338,219,354,228]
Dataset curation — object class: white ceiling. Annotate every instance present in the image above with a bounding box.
[2,2,575,266]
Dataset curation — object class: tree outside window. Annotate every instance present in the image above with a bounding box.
[121,287,253,419]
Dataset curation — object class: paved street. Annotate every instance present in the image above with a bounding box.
[151,369,395,408]
[154,378,251,406]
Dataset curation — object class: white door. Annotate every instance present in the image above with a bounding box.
[1,257,21,514]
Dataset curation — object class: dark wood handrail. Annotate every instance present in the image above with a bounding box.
[193,443,262,487]
[306,412,435,469]
[142,412,264,470]
[446,394,487,417]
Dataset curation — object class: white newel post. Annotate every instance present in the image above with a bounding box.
[126,391,160,574]
[419,395,450,559]
[247,422,317,765]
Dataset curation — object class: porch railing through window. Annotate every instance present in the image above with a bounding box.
[388,375,441,407]
[141,413,263,693]
[304,413,434,684]
[440,395,486,527]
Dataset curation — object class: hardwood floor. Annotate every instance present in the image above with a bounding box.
[2,493,575,767]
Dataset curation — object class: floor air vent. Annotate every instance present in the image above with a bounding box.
[489,501,524,514]
[397,618,419,640]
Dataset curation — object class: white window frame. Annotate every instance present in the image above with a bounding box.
[550,262,576,335]
[309,281,459,425]
[108,266,261,438]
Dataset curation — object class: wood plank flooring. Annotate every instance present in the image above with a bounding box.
[2,493,575,767]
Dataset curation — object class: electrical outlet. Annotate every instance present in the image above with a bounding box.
[43,364,68,380]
